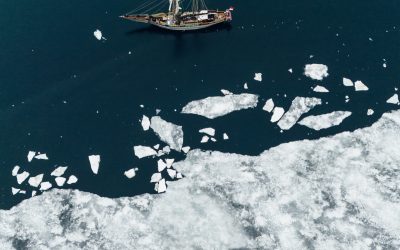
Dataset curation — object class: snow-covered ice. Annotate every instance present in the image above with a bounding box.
[157,159,167,172]
[304,64,328,80]
[386,94,399,105]
[11,166,20,176]
[27,151,36,162]
[167,169,177,179]
[39,182,52,191]
[262,98,274,113]
[141,115,151,131]
[271,107,285,123]
[299,111,352,130]
[150,116,184,151]
[313,85,329,93]
[200,135,209,143]
[124,169,136,179]
[134,146,157,159]
[150,173,162,183]
[51,166,68,177]
[154,179,167,193]
[88,155,100,174]
[355,80,369,91]
[342,77,354,87]
[16,171,29,184]
[55,177,66,187]
[67,175,78,185]
[166,159,174,168]
[28,174,44,188]
[254,73,262,82]
[181,93,259,119]
[277,97,322,130]
[199,128,215,137]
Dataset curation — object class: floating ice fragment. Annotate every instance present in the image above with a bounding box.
[12,166,20,176]
[200,135,210,143]
[386,94,399,105]
[343,78,354,87]
[124,169,136,179]
[93,29,103,40]
[383,63,387,68]
[355,81,369,91]
[223,133,229,140]
[211,137,217,142]
[67,175,78,185]
[153,144,160,150]
[367,109,374,116]
[313,85,329,93]
[28,174,44,187]
[243,83,248,89]
[31,191,36,197]
[11,187,20,195]
[167,169,176,179]
[158,159,167,172]
[262,99,274,113]
[221,89,233,96]
[288,68,293,73]
[270,107,285,123]
[27,151,36,162]
[16,171,30,184]
[182,146,191,153]
[176,172,183,179]
[150,116,184,151]
[34,153,48,160]
[134,146,157,159]
[141,115,151,131]
[199,128,215,137]
[55,177,66,187]
[19,190,26,194]
[88,155,100,174]
[277,97,322,130]
[181,93,259,119]
[39,182,52,191]
[299,111,352,130]
[254,73,262,82]
[166,159,174,168]
[150,173,162,183]
[304,64,329,80]
[51,166,68,177]
[155,179,167,193]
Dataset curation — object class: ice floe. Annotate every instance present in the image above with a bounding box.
[67,175,78,185]
[28,174,44,188]
[34,153,48,160]
[166,159,174,168]
[88,155,100,174]
[93,29,104,40]
[367,109,374,116]
[16,171,29,184]
[157,159,167,172]
[167,169,177,179]
[243,83,248,89]
[354,80,369,91]
[313,85,329,93]
[55,177,66,187]
[134,146,157,159]
[51,166,68,177]
[124,169,136,179]
[342,77,354,87]
[150,116,184,151]
[141,115,151,131]
[150,173,162,183]
[299,111,352,130]
[11,187,20,195]
[270,107,285,123]
[386,94,399,105]
[254,73,262,82]
[223,133,229,140]
[27,151,36,162]
[181,93,259,119]
[200,135,209,143]
[262,98,274,113]
[199,128,215,137]
[39,182,52,191]
[11,166,20,176]
[182,146,191,154]
[277,97,322,130]
[154,178,167,193]
[220,89,233,95]
[304,64,328,80]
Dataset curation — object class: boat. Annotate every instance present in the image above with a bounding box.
[120,0,233,31]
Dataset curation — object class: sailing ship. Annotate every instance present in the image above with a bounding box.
[120,0,233,31]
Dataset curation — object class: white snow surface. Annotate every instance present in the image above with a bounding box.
[2,110,400,249]
[150,116,184,151]
[88,155,100,175]
[299,111,352,130]
[133,146,157,159]
[277,97,322,130]
[304,64,329,80]
[181,93,259,119]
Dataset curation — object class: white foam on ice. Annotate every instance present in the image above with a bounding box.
[150,116,184,151]
[124,169,136,179]
[141,115,151,131]
[199,128,215,137]
[277,97,322,130]
[270,107,285,123]
[27,151,36,162]
[181,93,259,119]
[313,85,329,93]
[28,174,44,188]
[262,98,274,113]
[55,177,66,187]
[134,146,157,159]
[254,73,262,82]
[16,171,29,184]
[88,155,100,175]
[343,77,354,87]
[386,94,399,105]
[354,81,369,91]
[51,166,68,177]
[299,111,352,130]
[304,64,329,80]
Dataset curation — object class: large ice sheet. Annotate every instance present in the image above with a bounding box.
[277,97,322,130]
[299,111,352,130]
[2,110,400,249]
[181,93,259,119]
[150,116,184,151]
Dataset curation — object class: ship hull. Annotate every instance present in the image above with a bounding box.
[149,19,227,31]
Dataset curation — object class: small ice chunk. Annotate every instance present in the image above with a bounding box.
[153,144,160,150]
[31,191,37,197]
[262,99,274,113]
[200,135,210,143]
[182,146,191,153]
[157,159,167,172]
[304,64,329,80]
[34,153,48,160]
[141,115,151,131]
[166,159,174,168]
[12,187,20,195]
[150,116,184,151]
[51,166,68,177]
[221,89,233,95]
[16,171,30,184]
[254,73,262,82]
[288,68,293,73]
[39,182,52,191]
[270,107,285,123]
[12,166,20,176]
[28,174,44,188]
[313,85,329,93]
[211,137,217,142]
[150,173,162,183]
[199,128,215,137]
[124,169,136,179]
[367,109,374,116]
[93,29,103,40]
[19,190,26,195]
[162,146,171,154]
[343,78,354,87]
[67,175,78,185]
[176,172,183,179]
[354,81,369,91]
[88,155,100,174]
[243,83,248,89]
[223,133,229,140]
[55,177,66,187]
[27,151,36,162]
[134,146,157,159]
[167,169,176,179]
[386,94,399,104]
[299,111,352,130]
[155,179,167,193]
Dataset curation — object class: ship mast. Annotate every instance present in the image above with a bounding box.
[169,0,181,15]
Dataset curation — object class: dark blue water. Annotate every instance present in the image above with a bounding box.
[1,0,399,209]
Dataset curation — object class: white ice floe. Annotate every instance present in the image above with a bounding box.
[93,29,104,40]
[150,116,184,151]
[5,110,400,249]
[199,128,215,137]
[299,111,352,130]
[31,191,36,197]
[28,174,44,188]
[270,107,285,123]
[157,159,167,172]
[162,146,171,154]
[304,64,329,80]
[154,179,167,193]
[367,109,375,116]
[288,68,293,73]
[277,97,322,130]
[243,83,248,89]
[141,115,151,131]
[262,98,274,113]
[182,146,191,153]
[181,93,259,119]
[55,177,66,187]
[223,133,229,140]
[39,182,52,191]
[221,89,233,96]
[313,85,329,93]
[386,94,399,105]
[67,175,78,185]
[88,155,100,174]
[19,190,26,195]
[124,169,136,179]
[16,171,30,184]
[167,169,177,179]
[153,144,160,150]
[200,135,210,143]
[51,166,68,177]
[150,173,162,183]
[166,159,174,168]
[211,138,217,142]
[27,151,36,162]
[11,166,20,176]
[254,73,262,82]
[11,187,20,195]
[345,95,350,103]
[343,77,354,87]
[354,80,369,91]
[134,146,157,159]
[34,153,48,160]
